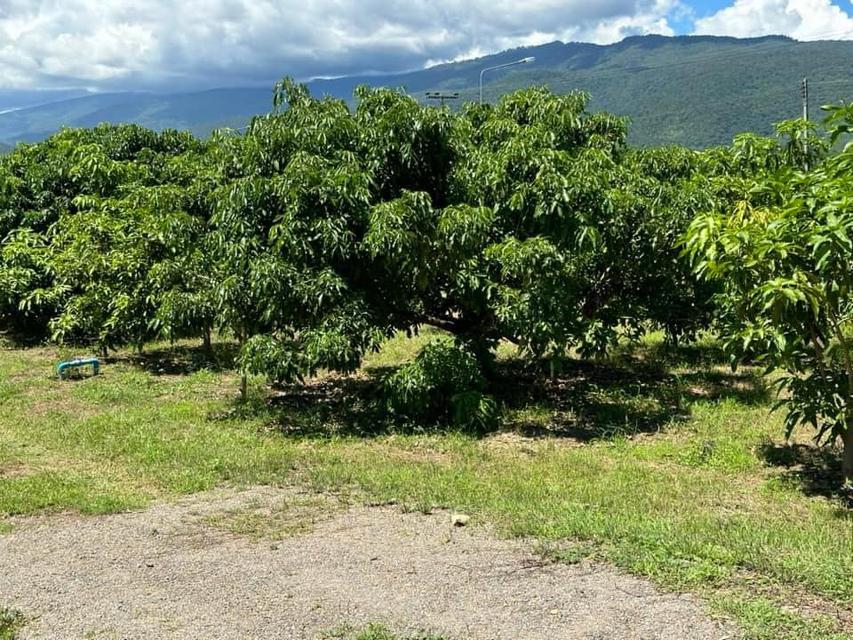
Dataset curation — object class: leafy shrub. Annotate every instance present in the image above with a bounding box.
[383,337,498,430]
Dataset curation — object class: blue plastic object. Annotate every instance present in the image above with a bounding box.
[57,357,100,380]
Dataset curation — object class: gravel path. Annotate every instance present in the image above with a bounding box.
[1,487,736,640]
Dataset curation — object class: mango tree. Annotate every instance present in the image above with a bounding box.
[0,125,205,349]
[685,105,853,486]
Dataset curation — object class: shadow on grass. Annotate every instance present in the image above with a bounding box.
[120,342,240,376]
[225,370,398,439]
[221,348,771,443]
[759,443,852,509]
[616,338,730,369]
[0,326,50,349]
[495,355,770,441]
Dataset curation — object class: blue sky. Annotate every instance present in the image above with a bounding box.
[690,0,747,17]
[670,1,735,32]
[0,0,852,91]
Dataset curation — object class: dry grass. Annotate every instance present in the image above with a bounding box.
[201,492,344,541]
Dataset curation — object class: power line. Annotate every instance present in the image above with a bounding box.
[809,79,853,86]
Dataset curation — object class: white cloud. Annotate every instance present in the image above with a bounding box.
[693,0,853,40]
[0,0,680,90]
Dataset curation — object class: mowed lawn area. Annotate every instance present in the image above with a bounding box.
[1,332,851,640]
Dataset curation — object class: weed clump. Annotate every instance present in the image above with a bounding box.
[383,337,498,431]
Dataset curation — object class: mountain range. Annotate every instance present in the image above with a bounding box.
[1,34,852,149]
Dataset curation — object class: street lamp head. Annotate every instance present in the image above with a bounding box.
[479,56,536,104]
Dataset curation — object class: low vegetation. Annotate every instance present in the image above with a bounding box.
[320,623,447,640]
[0,608,24,640]
[0,333,850,639]
[201,492,342,540]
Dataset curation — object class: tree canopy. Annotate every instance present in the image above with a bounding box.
[2,81,851,484]
[685,106,853,485]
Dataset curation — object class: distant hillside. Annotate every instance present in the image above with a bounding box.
[1,35,852,148]
[0,88,90,113]
[0,90,271,143]
[469,35,853,147]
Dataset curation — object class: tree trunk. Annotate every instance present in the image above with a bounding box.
[841,336,853,487]
[845,361,853,487]
[843,422,853,487]
[464,335,498,381]
[237,329,247,401]
[202,328,212,352]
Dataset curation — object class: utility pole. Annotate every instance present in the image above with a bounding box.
[801,77,810,168]
[425,91,459,108]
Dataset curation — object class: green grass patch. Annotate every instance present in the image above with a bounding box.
[1,335,851,639]
[711,594,851,640]
[0,608,24,640]
[0,471,150,516]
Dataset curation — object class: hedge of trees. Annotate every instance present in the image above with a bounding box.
[0,81,851,484]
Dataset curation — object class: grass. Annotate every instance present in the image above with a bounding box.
[712,596,851,640]
[0,332,851,639]
[0,608,24,640]
[320,623,448,640]
[202,492,342,540]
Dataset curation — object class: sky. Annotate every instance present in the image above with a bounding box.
[0,0,852,92]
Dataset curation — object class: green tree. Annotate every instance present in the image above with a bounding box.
[685,104,853,486]
[0,82,722,421]
[0,125,205,348]
[211,82,720,407]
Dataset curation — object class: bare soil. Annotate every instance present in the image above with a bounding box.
[0,487,737,639]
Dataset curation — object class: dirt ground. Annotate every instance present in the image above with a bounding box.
[1,487,737,640]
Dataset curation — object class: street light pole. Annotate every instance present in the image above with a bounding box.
[479,56,535,104]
